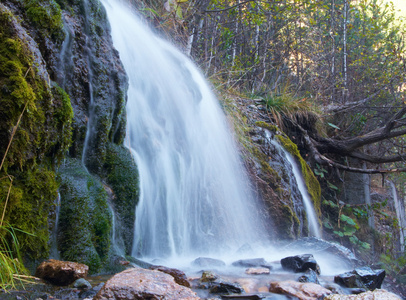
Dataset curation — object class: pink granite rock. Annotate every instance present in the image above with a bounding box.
[94,267,200,299]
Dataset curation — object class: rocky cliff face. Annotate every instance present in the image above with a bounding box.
[0,0,138,273]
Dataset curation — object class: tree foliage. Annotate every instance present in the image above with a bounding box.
[171,0,406,174]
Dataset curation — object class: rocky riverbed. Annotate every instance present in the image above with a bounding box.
[2,238,405,299]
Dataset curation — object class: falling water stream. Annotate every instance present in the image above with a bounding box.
[101,0,267,260]
[265,131,321,238]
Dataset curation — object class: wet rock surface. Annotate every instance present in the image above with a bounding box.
[192,257,226,268]
[269,280,332,299]
[35,259,89,286]
[94,267,199,299]
[73,278,92,290]
[201,270,219,282]
[298,268,320,284]
[209,280,245,294]
[150,265,191,287]
[334,267,385,290]
[281,254,320,274]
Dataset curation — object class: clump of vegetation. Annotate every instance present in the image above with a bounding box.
[256,91,320,134]
[22,0,64,41]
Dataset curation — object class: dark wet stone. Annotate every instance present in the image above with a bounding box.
[283,237,361,269]
[280,254,320,275]
[210,280,244,294]
[192,257,226,268]
[334,267,385,290]
[298,268,320,284]
[73,278,92,289]
[35,259,89,286]
[334,271,357,288]
[150,265,191,287]
[355,267,385,290]
[232,258,272,269]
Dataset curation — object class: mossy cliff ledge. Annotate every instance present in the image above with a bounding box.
[220,95,321,240]
[250,124,321,239]
[0,0,139,273]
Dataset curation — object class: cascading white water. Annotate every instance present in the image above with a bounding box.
[285,150,321,238]
[101,0,267,259]
[265,131,321,238]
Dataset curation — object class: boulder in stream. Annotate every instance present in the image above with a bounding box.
[192,257,226,268]
[201,270,219,282]
[209,280,245,294]
[281,254,320,274]
[35,259,89,286]
[94,267,199,300]
[269,280,332,299]
[334,267,385,290]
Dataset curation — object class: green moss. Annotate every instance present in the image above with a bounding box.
[255,121,279,133]
[276,135,322,219]
[0,167,58,261]
[0,5,73,268]
[104,143,139,254]
[0,8,72,171]
[280,204,300,238]
[22,0,64,41]
[50,83,74,162]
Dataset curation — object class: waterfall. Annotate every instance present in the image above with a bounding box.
[102,0,267,259]
[265,131,321,238]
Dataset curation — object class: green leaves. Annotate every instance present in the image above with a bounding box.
[340,214,358,227]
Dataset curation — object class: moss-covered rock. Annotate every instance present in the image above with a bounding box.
[0,0,132,274]
[0,3,73,269]
[21,0,65,41]
[58,158,111,273]
[104,144,139,254]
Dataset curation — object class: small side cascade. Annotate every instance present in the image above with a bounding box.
[80,0,96,170]
[108,202,126,257]
[265,130,321,238]
[49,192,61,260]
[390,181,406,253]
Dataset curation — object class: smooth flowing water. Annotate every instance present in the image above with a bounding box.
[102,0,267,260]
